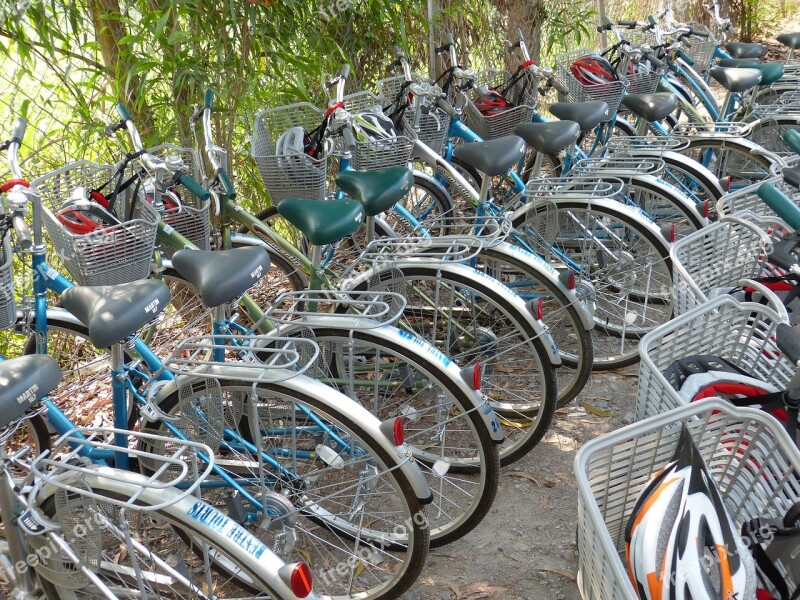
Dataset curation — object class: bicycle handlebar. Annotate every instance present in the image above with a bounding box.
[12,213,31,250]
[177,173,210,202]
[551,76,569,95]
[758,182,800,231]
[435,97,459,119]
[7,118,26,180]
[204,89,214,109]
[342,124,357,151]
[11,117,26,146]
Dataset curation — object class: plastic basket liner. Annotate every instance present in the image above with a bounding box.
[32,161,159,286]
[252,103,328,204]
[463,69,537,140]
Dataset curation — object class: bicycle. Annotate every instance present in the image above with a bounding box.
[2,118,436,599]
[0,353,318,598]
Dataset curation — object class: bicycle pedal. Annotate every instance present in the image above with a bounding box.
[224,491,248,524]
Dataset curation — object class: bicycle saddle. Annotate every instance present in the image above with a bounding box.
[278,197,365,246]
[743,62,785,85]
[452,135,526,176]
[0,355,61,427]
[60,279,171,348]
[620,93,678,122]
[717,57,760,68]
[172,247,271,309]
[725,42,768,59]
[548,101,610,132]
[514,121,580,155]
[778,32,800,50]
[709,66,762,93]
[336,167,413,217]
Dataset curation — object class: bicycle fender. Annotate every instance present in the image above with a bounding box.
[153,370,433,503]
[344,260,563,367]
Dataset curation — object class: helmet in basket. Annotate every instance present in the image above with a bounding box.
[473,89,515,117]
[569,54,619,86]
[57,198,121,235]
[625,424,756,600]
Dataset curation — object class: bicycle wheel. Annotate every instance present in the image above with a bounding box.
[512,198,674,369]
[474,244,593,407]
[347,260,558,465]
[747,115,800,159]
[658,151,724,218]
[272,323,499,547]
[34,473,298,598]
[677,136,777,191]
[138,376,429,600]
[619,174,706,240]
[382,172,454,236]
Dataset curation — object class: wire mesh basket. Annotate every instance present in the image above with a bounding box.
[0,234,15,329]
[400,108,451,155]
[252,103,328,204]
[148,144,210,256]
[463,69,537,140]
[716,175,791,219]
[679,24,717,72]
[623,67,660,95]
[32,161,159,286]
[637,295,794,421]
[554,48,628,114]
[342,91,417,170]
[576,398,800,600]
[670,216,774,315]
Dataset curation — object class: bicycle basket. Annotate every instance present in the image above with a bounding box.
[32,161,159,286]
[671,217,773,316]
[147,144,210,256]
[637,295,794,421]
[676,23,717,72]
[343,91,416,171]
[576,398,800,599]
[554,48,628,114]
[463,69,537,140]
[252,103,328,204]
[0,231,15,329]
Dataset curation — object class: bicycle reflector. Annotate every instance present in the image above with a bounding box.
[660,223,676,243]
[460,364,482,391]
[558,269,576,290]
[279,562,313,598]
[379,417,405,445]
[535,297,544,321]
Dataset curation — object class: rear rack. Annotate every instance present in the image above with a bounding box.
[413,213,513,247]
[357,236,484,264]
[572,155,664,177]
[264,290,406,328]
[30,427,214,512]
[605,135,690,153]
[671,121,751,137]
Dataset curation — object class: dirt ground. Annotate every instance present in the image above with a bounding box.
[408,366,639,599]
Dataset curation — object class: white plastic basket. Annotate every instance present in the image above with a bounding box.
[576,398,800,600]
[671,216,773,315]
[717,175,795,220]
[637,295,795,421]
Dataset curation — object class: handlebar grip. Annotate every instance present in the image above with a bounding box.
[393,45,403,57]
[515,26,524,41]
[690,28,711,38]
[677,50,695,66]
[776,321,800,364]
[12,214,31,250]
[341,64,350,80]
[11,118,26,145]
[436,97,459,119]
[342,125,357,151]
[618,20,637,27]
[552,77,569,95]
[758,182,800,231]
[601,15,613,26]
[446,32,454,45]
[644,53,665,68]
[785,129,800,155]
[217,170,237,199]
[204,89,215,109]
[177,173,210,202]
[769,234,800,271]
[115,102,131,121]
[647,15,657,25]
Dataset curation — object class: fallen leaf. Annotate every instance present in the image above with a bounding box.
[506,471,540,485]
[580,402,615,418]
[544,480,557,488]
[540,567,577,581]
[539,496,549,507]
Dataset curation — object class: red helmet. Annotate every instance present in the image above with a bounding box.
[473,89,515,117]
[569,55,619,86]
[57,200,121,235]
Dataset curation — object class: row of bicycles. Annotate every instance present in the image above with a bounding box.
[5,1,800,597]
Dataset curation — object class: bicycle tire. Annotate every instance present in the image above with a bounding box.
[512,198,674,369]
[658,150,724,216]
[619,173,706,239]
[270,323,500,547]
[139,377,429,600]
[35,471,300,598]
[345,260,559,465]
[475,244,593,407]
[676,136,777,191]
[746,114,800,158]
